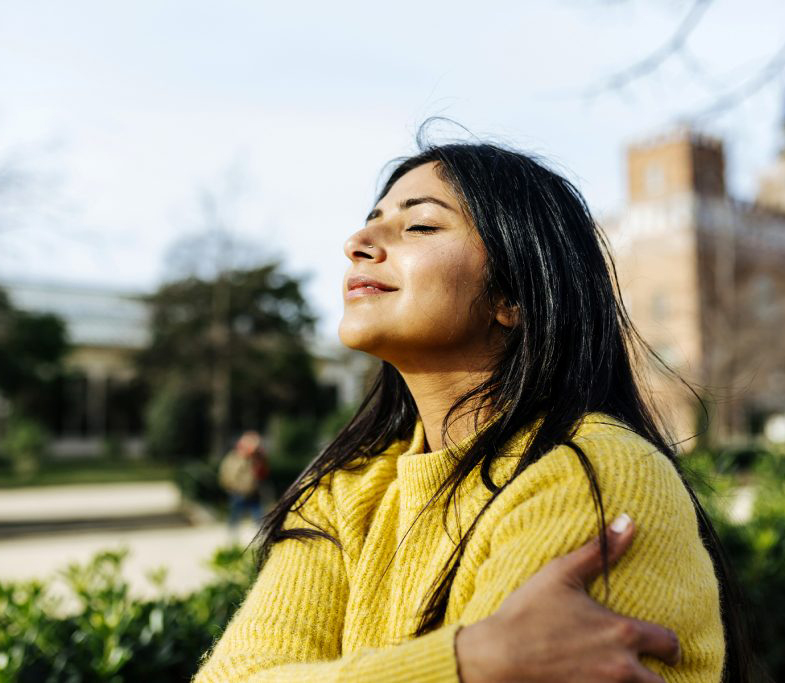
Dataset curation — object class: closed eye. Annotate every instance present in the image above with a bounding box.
[406,225,439,233]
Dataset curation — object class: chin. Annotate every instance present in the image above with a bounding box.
[338,319,386,357]
[338,319,370,351]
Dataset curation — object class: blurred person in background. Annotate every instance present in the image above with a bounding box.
[218,430,271,537]
[195,135,755,682]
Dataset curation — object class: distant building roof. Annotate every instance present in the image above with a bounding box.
[0,279,151,349]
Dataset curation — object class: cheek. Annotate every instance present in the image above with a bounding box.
[402,244,487,320]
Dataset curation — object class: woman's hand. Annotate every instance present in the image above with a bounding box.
[455,515,681,683]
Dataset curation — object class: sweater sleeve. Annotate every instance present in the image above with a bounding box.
[192,476,463,683]
[458,433,725,683]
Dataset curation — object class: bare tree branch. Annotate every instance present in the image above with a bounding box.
[573,0,785,122]
[690,40,785,120]
[676,45,726,92]
[583,0,715,97]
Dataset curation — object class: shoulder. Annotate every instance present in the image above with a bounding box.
[480,410,721,603]
[486,412,698,547]
[501,412,687,500]
[562,413,695,526]
[480,414,724,679]
[571,412,673,466]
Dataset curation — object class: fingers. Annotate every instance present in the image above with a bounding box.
[557,513,636,588]
[631,662,669,683]
[599,621,679,681]
[623,617,681,668]
[601,653,669,683]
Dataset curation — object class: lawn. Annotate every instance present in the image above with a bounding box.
[0,457,176,488]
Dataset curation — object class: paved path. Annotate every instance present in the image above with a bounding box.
[0,482,182,522]
[0,482,260,604]
[0,520,259,600]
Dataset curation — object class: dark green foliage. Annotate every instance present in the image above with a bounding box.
[174,460,225,507]
[144,384,209,461]
[683,447,785,681]
[316,402,360,444]
[138,266,317,407]
[269,413,321,463]
[0,417,49,476]
[0,546,255,683]
[0,288,66,472]
[137,265,333,459]
[0,288,68,423]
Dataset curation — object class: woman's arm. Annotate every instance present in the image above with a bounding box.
[456,516,680,683]
[194,514,679,683]
[457,435,724,682]
[194,515,676,683]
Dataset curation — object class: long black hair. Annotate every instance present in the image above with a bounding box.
[253,132,755,681]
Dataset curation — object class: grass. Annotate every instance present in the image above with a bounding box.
[0,457,176,489]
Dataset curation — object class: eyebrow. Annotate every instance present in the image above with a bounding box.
[365,195,457,222]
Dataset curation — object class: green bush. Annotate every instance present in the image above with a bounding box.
[144,384,209,461]
[175,460,225,508]
[318,403,359,443]
[0,546,255,682]
[268,413,320,464]
[683,447,785,680]
[0,417,49,477]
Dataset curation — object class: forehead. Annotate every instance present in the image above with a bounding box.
[379,161,451,204]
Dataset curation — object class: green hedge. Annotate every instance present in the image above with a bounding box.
[0,546,256,683]
[682,447,785,680]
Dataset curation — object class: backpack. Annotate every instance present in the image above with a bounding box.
[218,451,258,496]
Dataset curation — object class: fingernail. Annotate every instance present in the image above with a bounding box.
[610,513,631,534]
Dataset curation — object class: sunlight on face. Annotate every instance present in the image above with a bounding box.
[338,162,501,370]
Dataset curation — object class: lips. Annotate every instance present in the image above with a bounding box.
[346,275,398,293]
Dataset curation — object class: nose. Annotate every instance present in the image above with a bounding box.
[343,226,386,262]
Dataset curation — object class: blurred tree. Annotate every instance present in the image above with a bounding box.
[137,263,333,460]
[144,382,210,461]
[0,287,68,421]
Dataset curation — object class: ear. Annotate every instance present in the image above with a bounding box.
[494,300,519,328]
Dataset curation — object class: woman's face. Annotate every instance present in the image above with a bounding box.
[339,161,507,368]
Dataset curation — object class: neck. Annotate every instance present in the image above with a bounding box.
[396,357,496,452]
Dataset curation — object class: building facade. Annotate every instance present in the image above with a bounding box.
[604,127,785,448]
[2,280,150,456]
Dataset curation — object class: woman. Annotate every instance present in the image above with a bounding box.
[194,139,750,682]
[219,431,271,535]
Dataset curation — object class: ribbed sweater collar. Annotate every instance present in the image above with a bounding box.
[395,414,515,509]
[393,411,616,509]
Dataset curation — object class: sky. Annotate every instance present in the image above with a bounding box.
[0,0,783,340]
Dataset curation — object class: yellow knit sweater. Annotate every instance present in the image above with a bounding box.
[194,413,724,682]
